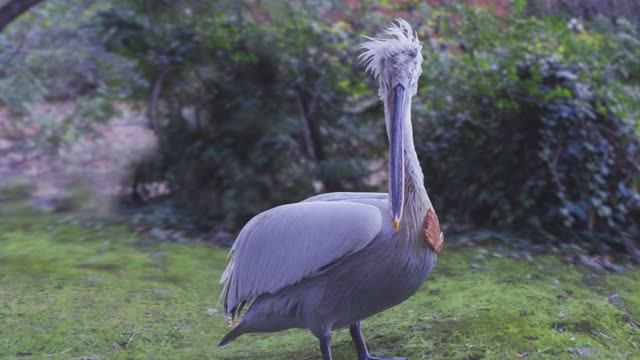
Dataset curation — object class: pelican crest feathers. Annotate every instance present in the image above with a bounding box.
[358,19,421,80]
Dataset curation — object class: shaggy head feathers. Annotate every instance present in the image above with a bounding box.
[359,19,422,78]
[359,19,423,98]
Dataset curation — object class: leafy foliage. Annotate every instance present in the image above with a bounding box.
[98,1,640,248]
[417,6,640,247]
[101,1,388,229]
[0,0,138,151]
[4,0,639,251]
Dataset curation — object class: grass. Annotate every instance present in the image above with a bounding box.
[1,201,639,359]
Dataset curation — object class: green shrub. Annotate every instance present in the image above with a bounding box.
[0,177,35,201]
[0,0,139,152]
[94,0,640,251]
[100,1,388,229]
[417,5,640,248]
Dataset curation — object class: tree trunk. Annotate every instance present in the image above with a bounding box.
[0,0,45,32]
[148,68,171,136]
[295,89,341,192]
[296,93,317,161]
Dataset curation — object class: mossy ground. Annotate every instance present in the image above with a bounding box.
[1,202,639,359]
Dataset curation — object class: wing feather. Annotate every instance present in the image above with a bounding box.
[220,201,382,317]
[303,192,387,202]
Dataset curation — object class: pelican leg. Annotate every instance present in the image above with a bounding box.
[349,321,407,360]
[350,321,370,359]
[319,330,333,360]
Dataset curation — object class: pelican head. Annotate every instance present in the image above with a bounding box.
[360,19,423,231]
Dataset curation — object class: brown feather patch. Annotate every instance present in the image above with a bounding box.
[424,208,444,253]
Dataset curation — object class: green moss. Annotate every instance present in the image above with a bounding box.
[0,202,638,359]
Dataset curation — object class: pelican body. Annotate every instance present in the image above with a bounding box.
[219,20,443,360]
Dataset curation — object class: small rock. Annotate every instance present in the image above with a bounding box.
[83,275,102,285]
[113,341,127,351]
[150,227,170,241]
[568,347,596,357]
[608,293,625,311]
[71,355,101,360]
[552,322,566,332]
[175,321,191,330]
[623,313,638,327]
[152,288,171,298]
[578,255,606,273]
[149,251,165,264]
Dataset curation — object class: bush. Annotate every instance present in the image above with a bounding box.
[101,1,389,229]
[417,5,640,249]
[0,0,139,152]
[95,0,640,252]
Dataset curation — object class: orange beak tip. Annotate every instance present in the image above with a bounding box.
[392,217,400,231]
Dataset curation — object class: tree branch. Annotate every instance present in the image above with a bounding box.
[148,68,171,135]
[295,92,317,161]
[0,0,45,32]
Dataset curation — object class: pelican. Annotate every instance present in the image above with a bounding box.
[218,19,443,360]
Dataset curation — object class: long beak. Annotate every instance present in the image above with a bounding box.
[389,84,405,231]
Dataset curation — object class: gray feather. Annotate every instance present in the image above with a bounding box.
[303,192,388,202]
[220,200,382,316]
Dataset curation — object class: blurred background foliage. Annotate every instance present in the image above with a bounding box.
[1,0,639,254]
[0,0,139,150]
[98,1,389,230]
[417,3,640,253]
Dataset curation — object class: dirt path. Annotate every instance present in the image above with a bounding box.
[0,101,156,207]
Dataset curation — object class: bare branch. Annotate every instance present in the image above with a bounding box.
[148,68,171,135]
[295,92,317,160]
[0,0,46,32]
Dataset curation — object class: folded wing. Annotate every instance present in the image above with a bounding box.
[303,192,388,203]
[220,201,382,318]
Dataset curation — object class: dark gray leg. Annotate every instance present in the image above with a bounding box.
[350,321,370,359]
[349,321,407,360]
[319,330,333,360]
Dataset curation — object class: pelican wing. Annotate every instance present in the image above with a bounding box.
[303,192,388,202]
[220,201,382,317]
